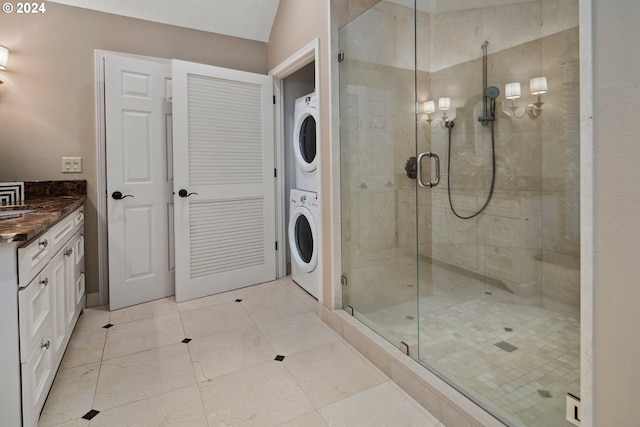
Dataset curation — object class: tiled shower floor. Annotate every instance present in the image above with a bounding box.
[38,277,443,427]
[360,282,580,427]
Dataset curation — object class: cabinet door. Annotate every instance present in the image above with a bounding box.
[49,228,83,367]
[50,249,67,364]
[63,240,76,333]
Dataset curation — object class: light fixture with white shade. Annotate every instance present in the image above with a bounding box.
[423,100,436,114]
[529,77,547,95]
[424,97,452,128]
[438,97,450,111]
[504,76,548,119]
[505,82,521,100]
[0,45,8,85]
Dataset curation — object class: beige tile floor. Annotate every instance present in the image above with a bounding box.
[367,296,579,427]
[349,258,579,427]
[38,277,444,427]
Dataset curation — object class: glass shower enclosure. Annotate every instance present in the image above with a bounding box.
[338,1,580,426]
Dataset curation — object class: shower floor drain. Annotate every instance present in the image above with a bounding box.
[538,389,553,398]
[495,341,518,352]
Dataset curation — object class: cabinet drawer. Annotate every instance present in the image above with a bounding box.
[74,207,85,227]
[75,227,85,266]
[75,227,86,307]
[18,207,84,286]
[21,321,54,427]
[48,210,77,256]
[18,265,53,362]
[18,231,52,286]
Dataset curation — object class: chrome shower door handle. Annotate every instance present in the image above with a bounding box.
[430,153,440,187]
[416,152,440,188]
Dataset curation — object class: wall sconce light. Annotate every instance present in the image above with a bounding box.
[424,97,452,128]
[504,76,547,119]
[0,45,9,85]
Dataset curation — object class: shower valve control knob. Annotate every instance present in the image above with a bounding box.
[405,157,417,180]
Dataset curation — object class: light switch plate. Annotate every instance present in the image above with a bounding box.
[62,157,82,173]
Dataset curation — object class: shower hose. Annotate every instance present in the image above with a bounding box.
[445,118,496,220]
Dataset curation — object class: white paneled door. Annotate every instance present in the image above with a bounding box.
[172,60,276,302]
[105,55,174,310]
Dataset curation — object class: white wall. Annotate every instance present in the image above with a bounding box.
[592,0,640,424]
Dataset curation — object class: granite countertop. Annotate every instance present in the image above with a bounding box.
[0,196,86,243]
[0,181,87,244]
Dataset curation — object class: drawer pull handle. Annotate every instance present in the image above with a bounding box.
[39,239,48,248]
[65,248,74,257]
[39,278,49,287]
[41,339,51,350]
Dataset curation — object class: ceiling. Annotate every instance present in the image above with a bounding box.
[47,0,533,42]
[48,0,281,43]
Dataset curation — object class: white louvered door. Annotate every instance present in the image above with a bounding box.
[171,60,276,302]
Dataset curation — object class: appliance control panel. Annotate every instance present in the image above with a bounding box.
[291,189,318,209]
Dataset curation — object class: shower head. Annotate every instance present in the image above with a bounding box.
[485,86,500,99]
[479,86,500,125]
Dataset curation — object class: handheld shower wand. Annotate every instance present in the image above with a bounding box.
[447,41,498,219]
[478,41,500,126]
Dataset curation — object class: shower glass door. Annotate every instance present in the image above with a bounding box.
[339,1,580,426]
[339,1,423,348]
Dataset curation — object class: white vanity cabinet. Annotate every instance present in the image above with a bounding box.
[0,205,85,427]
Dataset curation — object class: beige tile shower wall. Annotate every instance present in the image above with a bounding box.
[429,0,579,73]
[340,58,414,257]
[339,1,429,266]
[424,0,579,314]
[340,2,430,72]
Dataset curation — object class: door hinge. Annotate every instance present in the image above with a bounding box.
[273,95,276,104]
[400,341,410,356]
[566,393,581,426]
[275,241,278,250]
[338,52,345,62]
[341,275,348,286]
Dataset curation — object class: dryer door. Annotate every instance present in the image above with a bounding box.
[288,206,318,272]
[293,109,317,172]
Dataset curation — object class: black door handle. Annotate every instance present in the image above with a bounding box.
[112,191,134,200]
[178,189,198,198]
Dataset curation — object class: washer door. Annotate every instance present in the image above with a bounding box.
[288,205,318,272]
[293,108,317,172]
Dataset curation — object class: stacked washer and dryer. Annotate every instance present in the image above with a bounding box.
[288,92,320,299]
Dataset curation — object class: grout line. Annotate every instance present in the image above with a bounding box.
[177,305,210,422]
